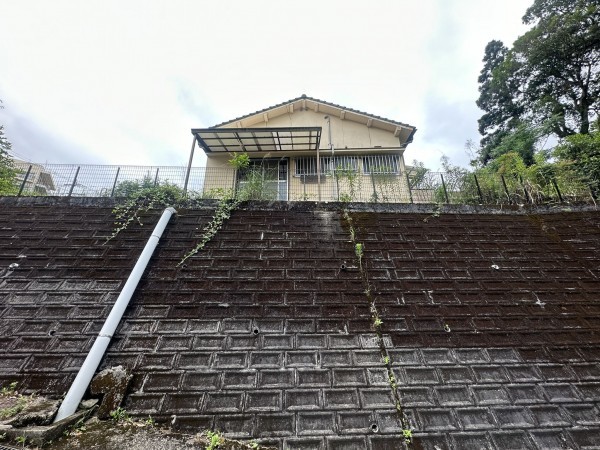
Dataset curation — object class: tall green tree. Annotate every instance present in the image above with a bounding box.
[476,41,525,163]
[476,0,600,163]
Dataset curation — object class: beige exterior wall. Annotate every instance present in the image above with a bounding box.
[202,154,411,203]
[288,157,411,202]
[230,109,402,150]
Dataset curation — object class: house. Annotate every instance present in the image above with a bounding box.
[192,95,417,202]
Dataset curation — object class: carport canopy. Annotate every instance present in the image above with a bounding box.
[191,127,322,153]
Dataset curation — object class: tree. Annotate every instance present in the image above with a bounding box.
[554,129,600,197]
[476,41,525,163]
[112,175,156,197]
[476,0,600,162]
[0,125,18,195]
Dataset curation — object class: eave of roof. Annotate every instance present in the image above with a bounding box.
[211,94,417,143]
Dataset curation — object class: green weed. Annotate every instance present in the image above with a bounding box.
[205,430,223,450]
[109,407,130,422]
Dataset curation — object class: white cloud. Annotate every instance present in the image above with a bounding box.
[0,0,530,170]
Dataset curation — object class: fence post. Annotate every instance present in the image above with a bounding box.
[17,165,33,196]
[110,167,121,197]
[473,174,483,203]
[303,174,306,199]
[404,172,413,203]
[500,175,510,203]
[551,178,563,202]
[370,173,378,202]
[440,174,449,203]
[520,175,531,204]
[154,168,160,187]
[183,136,197,196]
[68,166,81,197]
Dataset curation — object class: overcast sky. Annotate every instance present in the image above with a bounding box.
[0,0,530,170]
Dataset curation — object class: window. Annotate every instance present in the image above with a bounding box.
[330,156,359,173]
[295,157,325,176]
[362,155,399,174]
[236,159,288,201]
[295,156,359,176]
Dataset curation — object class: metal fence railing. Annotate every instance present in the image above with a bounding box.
[3,162,597,205]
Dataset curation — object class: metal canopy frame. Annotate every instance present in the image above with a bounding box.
[191,127,322,153]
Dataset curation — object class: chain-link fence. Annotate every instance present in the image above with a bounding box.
[4,161,597,205]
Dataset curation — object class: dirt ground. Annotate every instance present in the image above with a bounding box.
[2,416,275,450]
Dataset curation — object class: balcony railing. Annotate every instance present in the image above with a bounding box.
[3,162,597,206]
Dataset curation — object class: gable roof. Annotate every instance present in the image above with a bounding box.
[212,94,417,143]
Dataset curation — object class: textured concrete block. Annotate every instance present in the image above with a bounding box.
[438,366,474,384]
[323,389,359,409]
[182,372,220,390]
[263,334,294,349]
[245,390,282,411]
[576,382,600,401]
[563,404,600,425]
[472,385,510,405]
[143,373,181,392]
[297,412,335,435]
[420,349,456,365]
[163,393,201,413]
[435,386,474,406]
[193,335,226,350]
[359,389,395,409]
[400,387,435,407]
[297,334,326,349]
[320,351,352,367]
[337,411,373,434]
[222,371,257,389]
[329,335,360,349]
[326,436,368,450]
[530,430,575,450]
[404,367,439,385]
[284,437,324,450]
[451,432,493,449]
[472,365,509,383]
[506,384,546,404]
[490,430,534,449]
[542,384,582,402]
[297,369,331,387]
[204,392,244,413]
[492,407,536,428]
[286,390,321,410]
[186,320,220,334]
[287,352,318,367]
[213,352,248,368]
[214,414,254,438]
[124,393,163,414]
[259,369,295,388]
[418,409,458,431]
[176,352,211,369]
[456,407,496,430]
[256,414,294,437]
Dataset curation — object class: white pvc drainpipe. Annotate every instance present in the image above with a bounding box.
[54,207,176,422]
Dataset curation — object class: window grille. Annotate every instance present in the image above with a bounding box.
[362,155,399,174]
[295,156,359,176]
